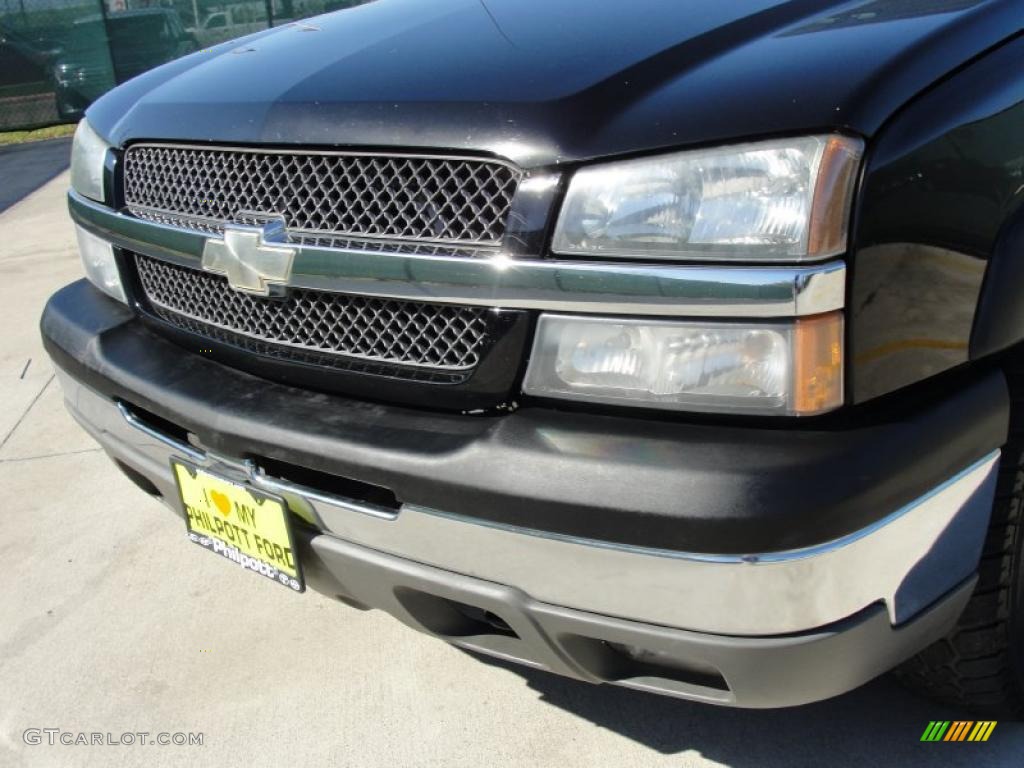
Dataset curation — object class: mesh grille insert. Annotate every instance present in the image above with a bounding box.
[134,254,491,373]
[123,144,522,245]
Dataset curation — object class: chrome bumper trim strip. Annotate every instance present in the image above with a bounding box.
[115,400,205,463]
[69,191,846,318]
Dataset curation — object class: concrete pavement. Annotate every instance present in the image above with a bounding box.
[1,173,1022,768]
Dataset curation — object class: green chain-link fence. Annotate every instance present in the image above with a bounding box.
[1,0,364,131]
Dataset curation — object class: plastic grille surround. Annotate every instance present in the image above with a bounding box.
[123,144,522,246]
[133,254,492,372]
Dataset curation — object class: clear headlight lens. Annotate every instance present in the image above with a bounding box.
[552,135,862,261]
[523,313,843,415]
[76,224,125,303]
[70,119,110,203]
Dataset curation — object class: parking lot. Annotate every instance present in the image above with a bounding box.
[1,156,1022,767]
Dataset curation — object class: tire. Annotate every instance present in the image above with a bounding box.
[895,364,1024,718]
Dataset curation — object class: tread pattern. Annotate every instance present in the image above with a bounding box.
[894,368,1024,717]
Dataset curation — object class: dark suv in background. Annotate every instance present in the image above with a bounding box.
[0,22,60,94]
[43,0,1024,715]
[53,8,197,120]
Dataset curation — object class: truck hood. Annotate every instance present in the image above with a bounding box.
[89,0,1020,168]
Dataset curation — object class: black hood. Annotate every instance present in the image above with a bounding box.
[89,0,1020,168]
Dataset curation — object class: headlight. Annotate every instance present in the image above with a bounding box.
[523,313,843,416]
[53,63,82,86]
[75,224,126,303]
[70,119,110,203]
[552,135,862,262]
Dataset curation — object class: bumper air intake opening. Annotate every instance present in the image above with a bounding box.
[393,588,519,639]
[559,635,729,692]
[120,400,192,446]
[256,455,402,512]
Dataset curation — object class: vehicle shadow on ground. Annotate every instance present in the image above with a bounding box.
[0,137,72,214]
[465,651,1022,766]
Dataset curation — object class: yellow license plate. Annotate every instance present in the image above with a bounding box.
[172,461,304,592]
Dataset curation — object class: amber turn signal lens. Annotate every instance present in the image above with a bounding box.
[793,311,844,414]
[807,136,862,259]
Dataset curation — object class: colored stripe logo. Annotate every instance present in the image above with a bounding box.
[921,721,997,742]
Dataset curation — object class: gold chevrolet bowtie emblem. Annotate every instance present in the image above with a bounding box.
[201,221,296,296]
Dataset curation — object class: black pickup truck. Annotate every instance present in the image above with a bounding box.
[42,0,1024,713]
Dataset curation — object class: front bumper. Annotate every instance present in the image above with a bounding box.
[43,280,1007,706]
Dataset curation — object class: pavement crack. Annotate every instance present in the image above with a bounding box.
[19,358,30,379]
[0,448,102,464]
[0,373,54,451]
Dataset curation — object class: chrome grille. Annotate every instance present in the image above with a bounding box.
[123,144,522,245]
[134,254,491,372]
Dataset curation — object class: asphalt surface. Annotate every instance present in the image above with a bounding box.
[1,170,1023,767]
[0,137,72,214]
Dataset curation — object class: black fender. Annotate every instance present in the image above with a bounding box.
[850,34,1024,402]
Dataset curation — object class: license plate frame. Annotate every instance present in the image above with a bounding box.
[171,459,304,592]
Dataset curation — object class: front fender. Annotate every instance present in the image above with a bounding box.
[849,34,1024,402]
